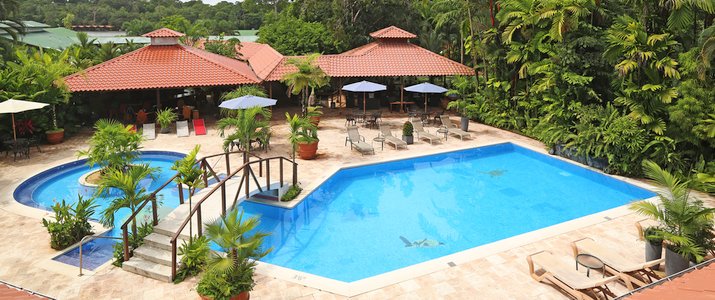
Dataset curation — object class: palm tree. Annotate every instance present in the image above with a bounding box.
[630,160,715,262]
[281,53,329,115]
[96,164,157,236]
[216,106,270,159]
[172,145,205,240]
[699,24,715,69]
[198,207,271,297]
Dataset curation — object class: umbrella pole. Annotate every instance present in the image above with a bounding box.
[11,113,16,142]
[363,93,366,113]
[424,94,428,113]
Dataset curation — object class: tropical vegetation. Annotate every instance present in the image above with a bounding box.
[78,119,143,172]
[95,164,157,237]
[41,195,97,250]
[171,145,205,239]
[281,53,329,115]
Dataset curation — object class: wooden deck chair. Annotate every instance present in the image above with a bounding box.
[176,120,189,137]
[527,250,619,300]
[345,126,374,155]
[142,123,156,140]
[379,126,407,149]
[439,115,471,140]
[412,121,440,144]
[571,237,663,290]
[193,119,206,135]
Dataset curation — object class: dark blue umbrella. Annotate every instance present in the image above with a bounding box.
[342,81,387,113]
[219,95,277,110]
[404,83,448,113]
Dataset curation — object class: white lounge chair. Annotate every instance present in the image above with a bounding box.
[439,115,471,140]
[527,250,619,300]
[142,123,156,140]
[412,121,440,144]
[345,126,374,155]
[176,120,189,137]
[379,126,407,149]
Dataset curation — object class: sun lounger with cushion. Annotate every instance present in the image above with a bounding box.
[176,120,189,137]
[571,237,662,290]
[193,119,206,135]
[412,121,440,144]
[345,126,374,155]
[379,126,407,149]
[527,250,619,300]
[439,115,471,140]
[142,123,156,140]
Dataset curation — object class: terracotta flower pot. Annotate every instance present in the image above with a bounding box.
[309,116,321,127]
[46,129,64,144]
[297,141,318,160]
[199,291,249,300]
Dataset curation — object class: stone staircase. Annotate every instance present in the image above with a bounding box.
[123,173,277,282]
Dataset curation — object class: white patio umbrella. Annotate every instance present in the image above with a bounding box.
[404,82,448,113]
[219,95,278,110]
[342,80,387,113]
[0,99,49,142]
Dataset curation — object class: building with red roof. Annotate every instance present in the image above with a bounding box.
[621,259,715,299]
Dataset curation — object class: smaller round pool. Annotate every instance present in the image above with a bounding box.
[14,151,187,270]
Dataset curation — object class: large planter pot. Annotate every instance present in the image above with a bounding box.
[460,116,469,132]
[46,129,64,144]
[159,125,171,134]
[199,291,249,300]
[297,141,318,160]
[665,247,690,276]
[402,135,414,145]
[645,240,663,269]
[309,116,321,127]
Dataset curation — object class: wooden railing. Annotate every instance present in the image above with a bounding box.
[119,150,290,262]
[168,155,297,279]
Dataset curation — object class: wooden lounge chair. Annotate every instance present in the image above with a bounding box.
[345,126,374,155]
[412,121,440,144]
[379,126,407,149]
[571,237,662,290]
[439,115,471,140]
[176,120,189,137]
[142,123,156,140]
[193,119,206,135]
[527,250,619,300]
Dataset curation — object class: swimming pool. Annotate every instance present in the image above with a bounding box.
[240,143,655,283]
[14,151,186,270]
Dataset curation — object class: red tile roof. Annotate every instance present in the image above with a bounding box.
[264,39,474,81]
[238,42,285,80]
[625,260,715,300]
[142,28,185,38]
[65,44,260,92]
[0,282,49,299]
[369,26,417,39]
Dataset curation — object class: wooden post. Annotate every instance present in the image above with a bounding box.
[400,77,405,112]
[178,183,184,205]
[123,228,130,262]
[171,240,177,280]
[197,206,202,237]
[338,78,343,109]
[225,152,231,174]
[280,159,284,187]
[221,184,226,216]
[266,159,270,189]
[151,198,158,226]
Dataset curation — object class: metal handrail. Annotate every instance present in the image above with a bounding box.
[78,234,123,276]
[169,156,297,279]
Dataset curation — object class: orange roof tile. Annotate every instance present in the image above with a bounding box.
[626,260,715,300]
[264,40,473,81]
[142,28,185,38]
[0,283,48,299]
[238,42,284,80]
[65,44,260,92]
[369,26,417,39]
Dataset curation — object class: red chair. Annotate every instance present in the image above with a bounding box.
[193,119,206,135]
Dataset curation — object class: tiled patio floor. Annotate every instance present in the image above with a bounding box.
[1,106,711,299]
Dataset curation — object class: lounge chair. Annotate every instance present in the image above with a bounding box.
[412,121,440,145]
[345,126,374,155]
[379,126,407,149]
[193,119,206,135]
[571,237,662,290]
[142,123,156,140]
[439,115,471,140]
[527,250,619,300]
[176,120,189,137]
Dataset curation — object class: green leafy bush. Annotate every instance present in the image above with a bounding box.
[78,119,142,171]
[174,235,210,283]
[112,222,153,267]
[402,122,414,137]
[155,108,178,130]
[281,185,302,202]
[42,195,97,250]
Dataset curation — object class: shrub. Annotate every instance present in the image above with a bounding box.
[281,185,302,201]
[42,195,97,250]
[78,119,142,171]
[112,221,153,267]
[402,121,413,137]
[174,235,210,283]
[155,108,177,129]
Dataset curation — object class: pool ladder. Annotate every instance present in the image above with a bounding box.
[77,234,123,276]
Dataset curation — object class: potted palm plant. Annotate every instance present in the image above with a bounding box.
[286,113,319,160]
[630,161,715,276]
[196,208,271,300]
[156,108,177,134]
[307,106,323,127]
[643,226,664,263]
[402,121,414,144]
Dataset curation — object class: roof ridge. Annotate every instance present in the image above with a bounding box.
[180,45,260,83]
[407,43,474,72]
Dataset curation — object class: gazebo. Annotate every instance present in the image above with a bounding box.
[64,28,261,113]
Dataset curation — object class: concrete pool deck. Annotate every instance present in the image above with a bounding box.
[1,106,712,299]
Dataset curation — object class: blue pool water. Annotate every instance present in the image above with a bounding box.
[238,143,655,282]
[14,151,186,270]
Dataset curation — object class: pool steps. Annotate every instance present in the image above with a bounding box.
[122,175,276,282]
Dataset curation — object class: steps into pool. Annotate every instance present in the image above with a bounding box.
[123,175,278,282]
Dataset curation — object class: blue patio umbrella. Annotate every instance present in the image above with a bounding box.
[404,82,448,113]
[342,80,387,113]
[219,95,277,110]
